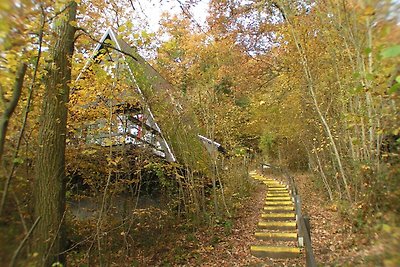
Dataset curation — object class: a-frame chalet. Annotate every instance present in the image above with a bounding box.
[75,28,176,162]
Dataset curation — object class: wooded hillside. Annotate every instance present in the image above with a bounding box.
[0,0,399,266]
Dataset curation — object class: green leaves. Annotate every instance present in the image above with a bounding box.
[381,45,400,59]
[387,75,400,94]
[388,79,400,94]
[12,157,24,164]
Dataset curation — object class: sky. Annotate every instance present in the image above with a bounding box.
[135,0,210,32]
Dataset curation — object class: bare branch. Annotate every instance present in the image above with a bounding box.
[0,63,27,163]
[0,4,45,217]
[9,216,41,267]
[0,84,6,108]
[76,27,139,62]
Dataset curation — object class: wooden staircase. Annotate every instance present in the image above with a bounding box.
[249,171,301,260]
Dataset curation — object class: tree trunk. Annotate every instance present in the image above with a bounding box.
[33,2,77,266]
[0,63,27,163]
[283,7,352,201]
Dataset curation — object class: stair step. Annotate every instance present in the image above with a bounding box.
[265,196,291,201]
[263,181,282,185]
[267,191,290,195]
[261,213,295,220]
[264,206,294,212]
[265,184,284,187]
[267,184,287,187]
[268,188,289,191]
[268,187,288,191]
[267,192,290,197]
[265,183,284,186]
[254,232,298,241]
[250,245,300,258]
[258,221,297,230]
[265,201,293,206]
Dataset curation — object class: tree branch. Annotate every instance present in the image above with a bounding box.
[0,84,6,108]
[0,63,27,163]
[76,27,139,62]
[9,216,41,267]
[0,4,46,217]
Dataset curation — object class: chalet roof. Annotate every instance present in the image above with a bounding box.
[76,27,176,162]
[76,28,225,162]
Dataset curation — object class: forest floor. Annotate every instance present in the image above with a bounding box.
[140,171,394,266]
[2,171,395,266]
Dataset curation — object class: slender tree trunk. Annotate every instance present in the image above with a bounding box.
[0,63,27,163]
[283,6,352,200]
[33,2,77,266]
[0,7,45,216]
[314,146,333,201]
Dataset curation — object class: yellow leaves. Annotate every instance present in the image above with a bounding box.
[0,0,11,11]
[82,149,97,155]
[117,25,126,33]
[328,204,338,212]
[69,21,78,28]
[363,6,375,16]
[393,127,400,136]
[107,156,123,166]
[103,138,113,146]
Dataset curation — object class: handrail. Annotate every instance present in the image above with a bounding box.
[261,163,317,267]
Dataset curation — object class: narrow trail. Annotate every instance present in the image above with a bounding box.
[184,171,305,266]
[248,171,305,267]
[135,171,383,266]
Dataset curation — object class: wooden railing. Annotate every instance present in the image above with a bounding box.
[261,163,317,267]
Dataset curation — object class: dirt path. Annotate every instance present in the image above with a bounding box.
[124,172,386,266]
[183,172,385,266]
[183,177,304,267]
[184,182,268,266]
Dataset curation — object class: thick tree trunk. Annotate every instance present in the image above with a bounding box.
[33,2,77,266]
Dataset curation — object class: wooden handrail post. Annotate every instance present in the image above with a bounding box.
[302,216,316,267]
[294,195,304,247]
[304,215,311,243]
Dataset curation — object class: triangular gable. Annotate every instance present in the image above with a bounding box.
[76,28,176,162]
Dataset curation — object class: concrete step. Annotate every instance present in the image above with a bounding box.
[267,193,291,197]
[265,200,293,206]
[268,187,288,191]
[250,173,264,179]
[250,245,301,258]
[263,181,282,184]
[267,187,289,192]
[266,184,287,188]
[264,206,294,212]
[258,221,297,230]
[265,184,284,188]
[262,180,276,183]
[267,191,290,195]
[254,232,298,241]
[265,196,292,201]
[268,191,290,195]
[261,213,295,220]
